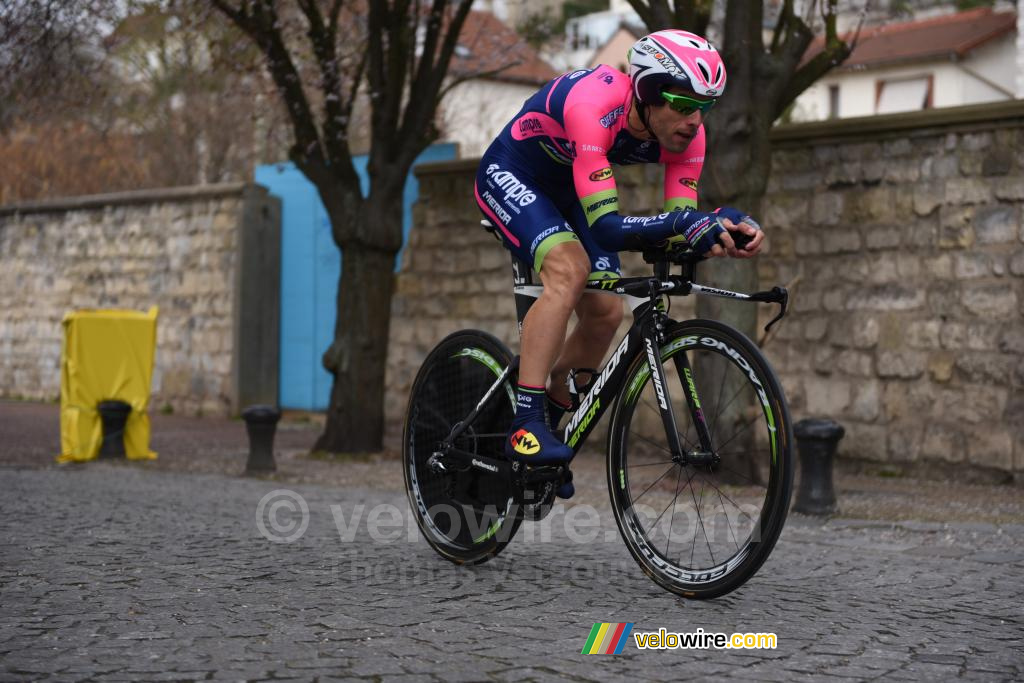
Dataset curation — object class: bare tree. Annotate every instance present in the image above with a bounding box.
[107,1,272,186]
[210,0,474,454]
[626,0,859,481]
[0,0,118,130]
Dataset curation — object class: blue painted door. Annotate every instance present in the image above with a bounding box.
[256,143,457,410]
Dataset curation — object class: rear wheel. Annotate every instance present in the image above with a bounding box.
[607,319,793,599]
[403,330,522,564]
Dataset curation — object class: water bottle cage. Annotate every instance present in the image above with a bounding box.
[567,368,599,410]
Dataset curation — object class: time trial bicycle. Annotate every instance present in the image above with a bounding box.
[402,220,793,599]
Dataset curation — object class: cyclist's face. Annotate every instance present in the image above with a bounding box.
[648,87,707,153]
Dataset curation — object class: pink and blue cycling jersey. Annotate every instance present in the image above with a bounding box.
[475,65,706,276]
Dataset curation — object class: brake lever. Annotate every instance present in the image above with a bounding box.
[748,286,788,333]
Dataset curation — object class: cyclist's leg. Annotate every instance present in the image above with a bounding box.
[474,151,582,464]
[547,202,625,410]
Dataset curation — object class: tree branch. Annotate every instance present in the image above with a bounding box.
[773,0,854,119]
[295,0,351,170]
[674,0,712,36]
[396,0,472,167]
[212,0,328,182]
[437,61,523,101]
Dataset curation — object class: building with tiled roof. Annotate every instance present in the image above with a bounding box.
[791,7,1020,122]
[438,10,558,158]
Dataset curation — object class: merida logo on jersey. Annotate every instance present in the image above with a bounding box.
[486,164,537,207]
[480,190,512,224]
[587,197,617,213]
[519,117,543,134]
[530,225,565,254]
[600,105,624,128]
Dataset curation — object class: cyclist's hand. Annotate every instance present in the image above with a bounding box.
[714,207,764,258]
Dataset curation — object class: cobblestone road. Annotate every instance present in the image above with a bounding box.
[2,465,1022,681]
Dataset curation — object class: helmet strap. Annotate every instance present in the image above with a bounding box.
[637,101,656,139]
[627,96,656,140]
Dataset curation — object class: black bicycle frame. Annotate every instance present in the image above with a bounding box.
[439,225,787,471]
[512,259,691,460]
[509,248,787,462]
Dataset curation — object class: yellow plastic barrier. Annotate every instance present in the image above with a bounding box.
[58,307,159,463]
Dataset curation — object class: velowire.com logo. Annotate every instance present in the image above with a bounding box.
[581,623,634,655]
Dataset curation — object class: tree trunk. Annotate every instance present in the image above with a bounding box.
[696,94,774,485]
[314,225,398,454]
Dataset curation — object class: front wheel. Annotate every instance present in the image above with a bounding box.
[403,330,522,565]
[607,319,794,599]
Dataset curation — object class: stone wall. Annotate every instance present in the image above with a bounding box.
[385,101,1024,480]
[0,184,280,416]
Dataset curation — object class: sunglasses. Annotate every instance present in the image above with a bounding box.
[660,91,716,116]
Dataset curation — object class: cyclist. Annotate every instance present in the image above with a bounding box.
[474,29,764,497]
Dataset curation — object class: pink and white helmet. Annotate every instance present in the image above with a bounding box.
[628,30,727,104]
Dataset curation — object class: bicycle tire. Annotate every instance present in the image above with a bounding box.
[403,329,522,564]
[607,319,794,599]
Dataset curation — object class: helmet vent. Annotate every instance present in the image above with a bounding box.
[697,61,711,82]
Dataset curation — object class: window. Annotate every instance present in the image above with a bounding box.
[828,85,840,119]
[876,75,933,114]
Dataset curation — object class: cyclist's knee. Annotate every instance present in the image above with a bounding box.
[539,242,589,300]
[578,294,624,338]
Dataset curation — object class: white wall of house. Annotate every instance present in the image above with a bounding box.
[589,27,636,72]
[788,33,1017,122]
[438,79,536,158]
[1018,9,1024,97]
[556,9,641,71]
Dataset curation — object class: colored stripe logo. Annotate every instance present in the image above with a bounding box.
[582,622,634,654]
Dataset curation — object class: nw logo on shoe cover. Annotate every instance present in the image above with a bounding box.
[510,429,540,455]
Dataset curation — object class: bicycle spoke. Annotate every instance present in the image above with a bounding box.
[664,465,685,559]
[643,466,685,538]
[717,487,741,551]
[689,467,758,527]
[714,415,759,455]
[638,395,700,452]
[628,426,691,460]
[630,464,678,505]
[709,352,729,439]
[628,460,677,468]
[687,472,715,567]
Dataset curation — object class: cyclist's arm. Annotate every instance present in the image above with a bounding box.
[566,104,721,253]
[661,127,704,213]
[662,130,764,257]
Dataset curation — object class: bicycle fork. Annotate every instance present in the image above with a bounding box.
[644,320,718,468]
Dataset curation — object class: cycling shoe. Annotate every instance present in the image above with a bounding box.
[505,420,573,464]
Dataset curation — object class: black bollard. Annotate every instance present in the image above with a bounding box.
[242,405,281,474]
[97,400,133,459]
[793,418,844,515]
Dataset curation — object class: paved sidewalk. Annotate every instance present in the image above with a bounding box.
[1,401,1022,680]
[2,466,1022,681]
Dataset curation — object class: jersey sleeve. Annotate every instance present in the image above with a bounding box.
[661,126,705,212]
[562,77,715,252]
[563,100,620,227]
